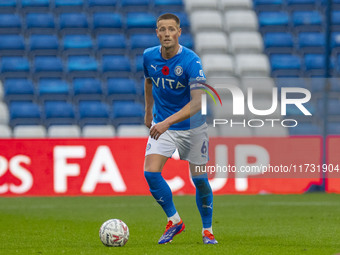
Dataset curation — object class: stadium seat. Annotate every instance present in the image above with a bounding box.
[171,12,190,31]
[0,0,16,9]
[298,32,325,54]
[220,0,252,10]
[88,0,117,9]
[134,54,143,75]
[121,0,150,12]
[29,34,59,55]
[224,10,258,32]
[73,77,103,101]
[112,101,144,127]
[235,54,270,77]
[13,125,47,138]
[0,35,25,55]
[241,77,275,95]
[130,33,159,55]
[47,125,81,137]
[229,31,263,54]
[107,78,138,102]
[258,11,290,33]
[67,55,98,73]
[289,123,322,136]
[154,0,184,13]
[93,12,123,33]
[4,78,35,103]
[102,55,131,77]
[185,0,219,11]
[44,101,76,126]
[63,34,93,50]
[78,101,110,126]
[59,13,88,34]
[55,0,84,12]
[270,54,302,76]
[21,0,50,12]
[179,34,193,49]
[0,102,9,124]
[82,125,116,137]
[190,10,223,33]
[0,14,21,33]
[326,99,340,116]
[304,54,326,76]
[9,101,41,127]
[25,13,55,34]
[201,54,235,77]
[1,56,30,76]
[263,32,294,54]
[286,0,321,11]
[97,34,127,55]
[34,56,63,73]
[126,12,156,34]
[332,11,340,31]
[292,11,323,32]
[195,32,229,54]
[116,124,149,137]
[38,78,70,102]
[0,124,11,138]
[253,0,283,11]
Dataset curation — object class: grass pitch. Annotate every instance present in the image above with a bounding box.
[0,194,339,255]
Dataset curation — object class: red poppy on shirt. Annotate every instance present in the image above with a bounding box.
[162,66,169,75]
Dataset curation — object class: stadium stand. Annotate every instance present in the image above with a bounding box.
[0,0,333,137]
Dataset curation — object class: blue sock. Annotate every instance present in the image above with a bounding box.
[144,171,177,218]
[192,173,213,228]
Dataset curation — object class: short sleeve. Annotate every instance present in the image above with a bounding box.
[187,55,206,89]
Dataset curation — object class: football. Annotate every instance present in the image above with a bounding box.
[99,219,129,247]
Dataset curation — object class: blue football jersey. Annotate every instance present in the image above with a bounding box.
[143,45,206,130]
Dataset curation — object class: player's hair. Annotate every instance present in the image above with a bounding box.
[157,13,180,27]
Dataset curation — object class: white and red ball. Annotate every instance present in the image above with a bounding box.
[99,219,129,247]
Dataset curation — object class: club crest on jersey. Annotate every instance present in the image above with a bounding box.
[175,66,183,76]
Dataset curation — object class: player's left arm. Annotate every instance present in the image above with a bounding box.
[149,88,204,140]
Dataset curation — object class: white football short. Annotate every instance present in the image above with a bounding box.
[145,122,209,165]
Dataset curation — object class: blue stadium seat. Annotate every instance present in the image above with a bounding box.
[97,34,127,55]
[102,55,131,76]
[29,34,59,55]
[73,77,103,101]
[38,78,70,102]
[93,12,123,33]
[292,11,323,32]
[67,55,98,72]
[258,11,290,32]
[112,101,144,126]
[89,0,117,7]
[179,34,193,49]
[0,35,25,55]
[263,32,294,53]
[331,32,340,52]
[289,123,322,136]
[327,99,340,115]
[34,56,63,73]
[55,0,84,10]
[78,101,110,126]
[170,12,190,30]
[26,13,55,34]
[134,55,143,74]
[121,0,150,12]
[107,78,138,102]
[59,13,88,34]
[4,78,35,102]
[44,101,76,126]
[286,0,321,11]
[21,0,50,8]
[270,54,302,76]
[332,11,340,31]
[298,32,325,53]
[9,101,41,127]
[154,0,184,13]
[0,14,21,33]
[126,12,156,33]
[304,54,326,76]
[286,102,316,117]
[0,0,16,7]
[130,33,159,54]
[1,56,30,74]
[253,0,283,12]
[62,34,93,55]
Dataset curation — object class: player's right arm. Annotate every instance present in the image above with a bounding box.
[144,78,154,128]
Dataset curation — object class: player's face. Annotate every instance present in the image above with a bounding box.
[156,19,181,49]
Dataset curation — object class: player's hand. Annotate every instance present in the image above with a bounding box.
[149,121,170,140]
